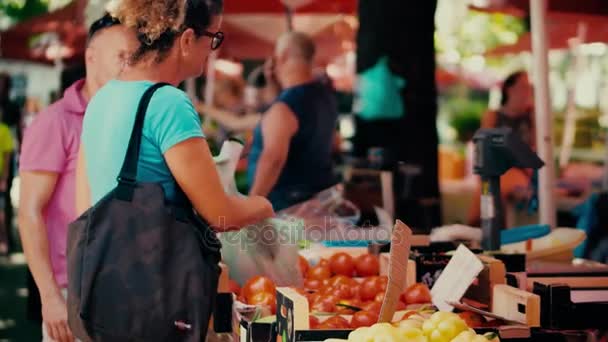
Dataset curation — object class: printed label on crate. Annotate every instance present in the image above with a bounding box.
[276,288,309,342]
[416,254,451,288]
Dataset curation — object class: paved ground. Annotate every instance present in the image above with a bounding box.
[0,176,42,341]
[0,252,42,341]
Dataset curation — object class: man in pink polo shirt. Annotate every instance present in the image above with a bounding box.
[18,14,134,342]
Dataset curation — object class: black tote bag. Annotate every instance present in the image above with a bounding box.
[67,83,222,341]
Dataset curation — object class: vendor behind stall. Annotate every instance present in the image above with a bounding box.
[248,32,339,210]
[468,71,536,226]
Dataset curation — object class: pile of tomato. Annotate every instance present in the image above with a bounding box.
[231,252,435,330]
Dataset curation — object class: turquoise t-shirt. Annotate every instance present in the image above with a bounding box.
[82,80,204,204]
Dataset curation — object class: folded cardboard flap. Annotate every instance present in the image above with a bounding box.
[379,254,416,289]
[378,220,412,322]
[431,244,484,312]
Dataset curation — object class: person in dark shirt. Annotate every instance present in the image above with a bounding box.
[468,71,535,226]
[248,32,339,210]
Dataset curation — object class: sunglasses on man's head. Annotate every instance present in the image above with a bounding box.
[203,31,224,50]
[88,14,121,41]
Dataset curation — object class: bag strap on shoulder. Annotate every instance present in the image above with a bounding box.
[115,82,171,201]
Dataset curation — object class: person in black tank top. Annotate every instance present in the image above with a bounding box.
[468,71,535,226]
[248,32,339,210]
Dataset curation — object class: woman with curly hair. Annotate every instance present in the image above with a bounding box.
[77,0,273,230]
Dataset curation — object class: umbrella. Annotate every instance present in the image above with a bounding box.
[1,0,356,64]
[0,0,87,63]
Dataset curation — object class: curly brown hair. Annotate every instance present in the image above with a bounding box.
[111,0,222,64]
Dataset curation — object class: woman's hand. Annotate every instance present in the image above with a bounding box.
[42,290,74,342]
[245,195,274,222]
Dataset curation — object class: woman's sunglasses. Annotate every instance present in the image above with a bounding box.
[203,31,224,50]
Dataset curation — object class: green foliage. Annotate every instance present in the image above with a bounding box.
[1,0,50,23]
[436,11,527,57]
[445,96,486,143]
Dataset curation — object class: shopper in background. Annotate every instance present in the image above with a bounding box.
[0,73,20,254]
[18,14,133,342]
[468,71,535,226]
[248,32,339,210]
[482,71,535,147]
[0,121,14,255]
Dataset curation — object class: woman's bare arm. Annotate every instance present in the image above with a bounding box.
[164,137,273,231]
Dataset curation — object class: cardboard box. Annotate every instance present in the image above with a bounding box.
[492,285,540,327]
[465,255,507,309]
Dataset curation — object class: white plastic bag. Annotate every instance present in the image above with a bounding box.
[214,140,304,286]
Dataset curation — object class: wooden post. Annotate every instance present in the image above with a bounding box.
[530,0,556,228]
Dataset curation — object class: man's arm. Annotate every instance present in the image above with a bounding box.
[18,171,74,342]
[481,110,497,129]
[249,102,298,197]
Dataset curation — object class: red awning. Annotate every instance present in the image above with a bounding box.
[224,0,356,14]
[1,0,87,63]
[1,0,356,64]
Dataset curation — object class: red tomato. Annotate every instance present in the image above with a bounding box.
[243,276,276,302]
[459,311,486,328]
[350,310,378,328]
[361,301,382,314]
[351,283,361,300]
[400,283,432,305]
[311,295,339,313]
[318,258,330,267]
[355,254,380,277]
[359,277,383,301]
[328,275,357,288]
[336,298,362,314]
[374,292,385,303]
[309,316,320,329]
[248,291,276,314]
[307,265,331,281]
[304,279,322,291]
[395,301,407,311]
[320,284,354,300]
[378,276,388,292]
[318,315,350,330]
[307,293,320,306]
[329,252,355,277]
[298,255,310,276]
[228,279,241,296]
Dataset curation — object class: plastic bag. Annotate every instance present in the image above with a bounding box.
[214,140,304,286]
